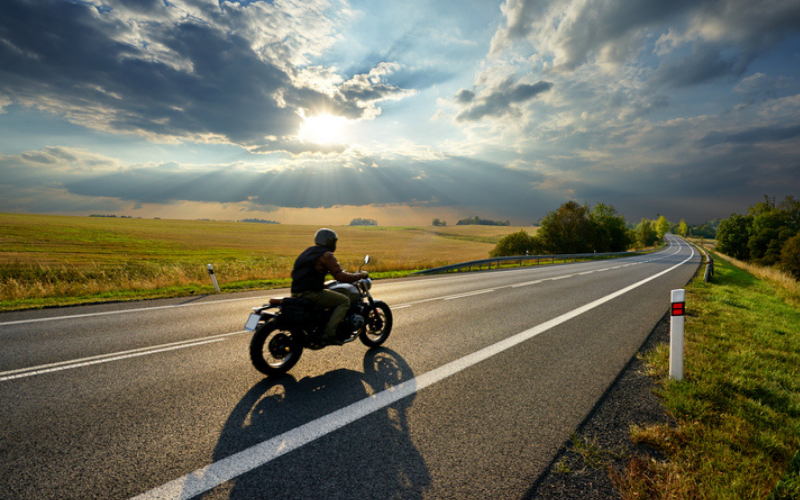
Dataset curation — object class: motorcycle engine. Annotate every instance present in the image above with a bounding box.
[348,314,366,330]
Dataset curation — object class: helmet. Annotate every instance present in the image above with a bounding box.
[314,228,338,251]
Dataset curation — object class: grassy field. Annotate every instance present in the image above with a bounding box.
[0,213,534,310]
[619,248,800,499]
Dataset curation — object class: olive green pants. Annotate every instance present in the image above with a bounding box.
[293,289,349,337]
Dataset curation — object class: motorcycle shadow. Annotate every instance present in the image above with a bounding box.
[199,348,430,499]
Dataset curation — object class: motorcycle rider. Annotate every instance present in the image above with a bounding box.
[291,228,368,344]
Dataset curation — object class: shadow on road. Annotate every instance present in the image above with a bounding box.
[198,348,429,499]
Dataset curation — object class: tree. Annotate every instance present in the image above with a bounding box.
[656,216,670,241]
[716,213,753,260]
[537,201,594,254]
[589,203,631,252]
[489,230,542,257]
[677,219,688,237]
[747,195,800,266]
[635,218,657,248]
[432,218,447,226]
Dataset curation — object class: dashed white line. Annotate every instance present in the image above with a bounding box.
[0,295,274,327]
[443,289,496,300]
[0,331,246,382]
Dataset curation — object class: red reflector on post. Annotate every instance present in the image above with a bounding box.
[672,302,685,316]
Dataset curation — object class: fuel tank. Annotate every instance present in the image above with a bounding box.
[326,281,360,302]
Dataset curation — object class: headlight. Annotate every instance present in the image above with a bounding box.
[362,278,372,291]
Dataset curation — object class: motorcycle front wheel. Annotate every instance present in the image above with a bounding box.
[249,320,303,376]
[359,301,393,348]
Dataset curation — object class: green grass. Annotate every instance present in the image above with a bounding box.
[623,251,800,499]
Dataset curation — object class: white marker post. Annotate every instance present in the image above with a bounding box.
[670,289,685,380]
[207,264,221,293]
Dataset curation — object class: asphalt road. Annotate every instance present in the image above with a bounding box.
[0,235,699,499]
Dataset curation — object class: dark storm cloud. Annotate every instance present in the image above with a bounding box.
[650,43,751,88]
[698,124,800,148]
[57,156,546,218]
[0,144,549,219]
[0,0,294,143]
[0,0,411,151]
[540,119,800,223]
[456,79,553,122]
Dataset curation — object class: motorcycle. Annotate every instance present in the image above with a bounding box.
[244,255,393,376]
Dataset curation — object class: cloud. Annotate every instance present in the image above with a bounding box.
[491,0,800,82]
[0,146,554,219]
[0,0,413,153]
[650,41,754,88]
[698,124,800,148]
[326,63,417,121]
[455,78,553,122]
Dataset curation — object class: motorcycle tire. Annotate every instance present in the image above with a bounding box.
[359,301,393,348]
[249,319,303,376]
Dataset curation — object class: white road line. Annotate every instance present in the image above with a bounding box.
[0,295,275,327]
[511,279,544,288]
[2,243,687,381]
[0,331,246,382]
[443,289,496,300]
[0,247,677,328]
[130,244,696,500]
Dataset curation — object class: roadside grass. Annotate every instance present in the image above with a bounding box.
[0,213,528,310]
[618,250,800,499]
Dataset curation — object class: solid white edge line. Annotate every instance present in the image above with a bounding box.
[130,242,695,500]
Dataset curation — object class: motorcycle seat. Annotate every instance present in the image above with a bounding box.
[269,297,285,306]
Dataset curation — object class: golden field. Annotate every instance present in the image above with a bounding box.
[0,213,534,310]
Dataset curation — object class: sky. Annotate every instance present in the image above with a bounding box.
[1,0,799,226]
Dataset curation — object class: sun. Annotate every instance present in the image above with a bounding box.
[299,114,349,144]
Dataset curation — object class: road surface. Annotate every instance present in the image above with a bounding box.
[0,235,699,499]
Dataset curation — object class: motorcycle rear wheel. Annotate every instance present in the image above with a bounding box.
[249,320,303,376]
[359,301,393,348]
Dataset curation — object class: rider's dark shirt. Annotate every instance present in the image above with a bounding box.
[291,245,330,294]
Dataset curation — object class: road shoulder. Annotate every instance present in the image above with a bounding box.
[526,312,674,499]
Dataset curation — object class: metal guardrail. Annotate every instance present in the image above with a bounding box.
[413,250,647,275]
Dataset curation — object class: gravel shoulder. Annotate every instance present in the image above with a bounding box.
[526,312,675,499]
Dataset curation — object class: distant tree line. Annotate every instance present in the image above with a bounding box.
[349,218,378,226]
[687,220,719,239]
[716,195,800,279]
[490,201,636,257]
[239,218,280,224]
[456,215,510,226]
[431,218,447,226]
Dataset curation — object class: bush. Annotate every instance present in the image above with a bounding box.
[490,230,541,257]
[780,232,800,280]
